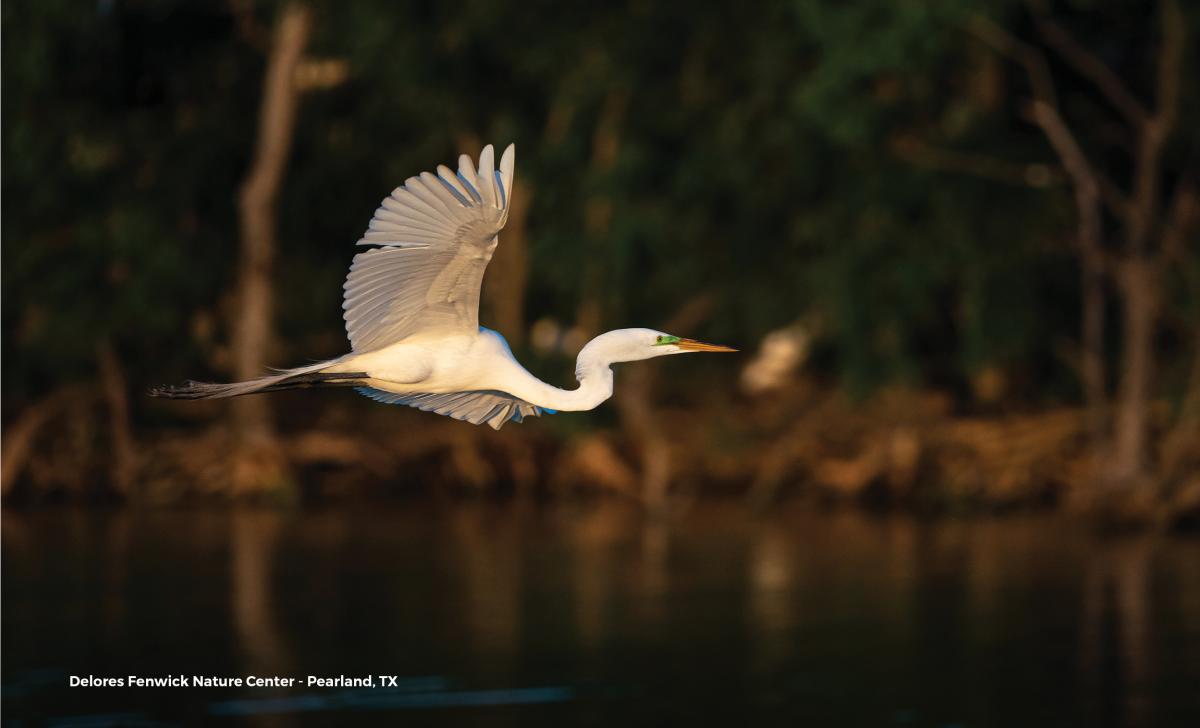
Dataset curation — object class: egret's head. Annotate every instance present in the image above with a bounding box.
[581,328,736,365]
[648,331,738,355]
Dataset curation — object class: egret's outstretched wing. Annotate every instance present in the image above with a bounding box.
[356,387,547,430]
[343,144,516,352]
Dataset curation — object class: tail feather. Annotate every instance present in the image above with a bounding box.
[150,368,367,400]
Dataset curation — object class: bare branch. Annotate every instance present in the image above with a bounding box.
[967,15,1057,108]
[1155,0,1184,134]
[1027,7,1149,127]
[1161,177,1198,263]
[1026,100,1110,260]
[1129,0,1186,254]
[891,135,1062,188]
[1024,99,1098,206]
[970,15,1131,220]
[1028,100,1110,427]
[294,58,350,91]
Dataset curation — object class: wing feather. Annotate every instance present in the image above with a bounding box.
[436,165,472,203]
[456,172,482,203]
[369,212,447,234]
[499,144,515,202]
[405,176,456,216]
[381,195,448,226]
[356,387,546,430]
[458,153,478,184]
[477,145,498,208]
[343,144,515,352]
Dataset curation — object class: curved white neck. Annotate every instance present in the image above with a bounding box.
[501,341,616,412]
[544,361,614,412]
[494,328,679,413]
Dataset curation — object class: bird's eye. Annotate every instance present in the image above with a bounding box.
[656,336,664,343]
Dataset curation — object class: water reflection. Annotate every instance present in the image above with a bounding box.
[3,504,1198,726]
[231,511,292,677]
[1080,537,1156,728]
[448,505,523,660]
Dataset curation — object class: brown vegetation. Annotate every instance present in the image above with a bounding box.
[4,367,1198,533]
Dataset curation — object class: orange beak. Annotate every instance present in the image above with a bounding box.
[675,338,738,352]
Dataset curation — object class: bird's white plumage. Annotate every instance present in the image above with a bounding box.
[356,387,545,430]
[159,143,733,430]
[343,144,514,352]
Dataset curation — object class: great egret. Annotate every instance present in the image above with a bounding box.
[153,144,735,429]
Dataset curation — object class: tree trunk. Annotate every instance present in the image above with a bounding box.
[1107,0,1183,491]
[98,341,138,497]
[228,2,311,496]
[1077,188,1107,451]
[1111,259,1159,485]
[232,2,311,443]
[615,296,714,512]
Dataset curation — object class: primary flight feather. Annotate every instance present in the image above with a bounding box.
[152,144,735,429]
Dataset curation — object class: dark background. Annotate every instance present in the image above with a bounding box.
[3,0,1198,511]
[3,0,1199,725]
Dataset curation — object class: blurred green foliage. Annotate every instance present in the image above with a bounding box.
[2,0,1194,414]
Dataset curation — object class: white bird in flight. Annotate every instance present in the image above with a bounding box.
[154,144,735,429]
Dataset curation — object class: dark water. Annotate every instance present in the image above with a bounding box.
[3,503,1199,727]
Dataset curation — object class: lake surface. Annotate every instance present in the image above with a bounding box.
[3,503,1199,726]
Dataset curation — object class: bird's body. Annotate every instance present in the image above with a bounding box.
[154,144,733,428]
[324,326,617,417]
[322,327,607,407]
